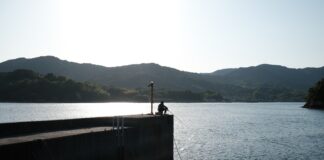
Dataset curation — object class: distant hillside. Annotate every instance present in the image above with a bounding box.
[0,56,323,101]
[0,69,109,102]
[211,68,236,76]
[210,64,324,91]
[0,56,225,91]
[0,70,224,102]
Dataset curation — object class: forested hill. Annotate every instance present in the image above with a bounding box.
[0,56,323,101]
[0,56,223,91]
[0,70,224,102]
[210,64,324,90]
[0,69,109,102]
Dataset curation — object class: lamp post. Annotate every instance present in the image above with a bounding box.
[148,81,154,114]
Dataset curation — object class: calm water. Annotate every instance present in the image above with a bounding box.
[1,102,324,160]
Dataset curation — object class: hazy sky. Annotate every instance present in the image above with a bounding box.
[0,0,323,72]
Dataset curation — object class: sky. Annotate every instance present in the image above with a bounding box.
[0,0,323,73]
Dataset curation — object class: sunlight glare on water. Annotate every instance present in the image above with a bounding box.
[79,103,151,117]
[0,103,151,123]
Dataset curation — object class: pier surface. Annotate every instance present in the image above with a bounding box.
[0,114,174,160]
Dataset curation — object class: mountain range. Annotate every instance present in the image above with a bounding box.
[0,56,323,101]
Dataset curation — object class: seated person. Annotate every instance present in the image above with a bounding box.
[157,101,168,115]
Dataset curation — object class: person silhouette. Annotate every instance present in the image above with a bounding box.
[158,101,168,115]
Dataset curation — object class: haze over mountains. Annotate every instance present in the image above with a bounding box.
[0,56,323,101]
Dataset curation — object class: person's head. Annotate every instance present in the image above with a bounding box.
[161,101,164,104]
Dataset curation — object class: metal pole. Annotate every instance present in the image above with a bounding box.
[151,84,153,114]
[148,81,154,114]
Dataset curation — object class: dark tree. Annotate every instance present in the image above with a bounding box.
[304,78,324,109]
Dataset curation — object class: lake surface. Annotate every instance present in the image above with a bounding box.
[1,102,324,159]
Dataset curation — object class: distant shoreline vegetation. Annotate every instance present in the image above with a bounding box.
[0,70,224,103]
[0,69,308,103]
[0,69,312,103]
[0,70,109,102]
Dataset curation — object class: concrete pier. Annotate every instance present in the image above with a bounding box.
[0,115,174,160]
